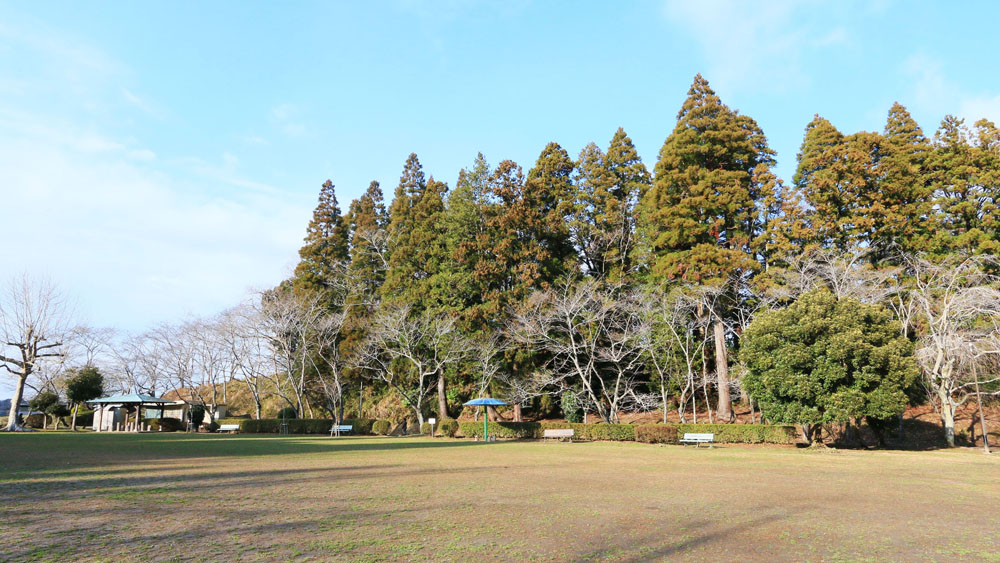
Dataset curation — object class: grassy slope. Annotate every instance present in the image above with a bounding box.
[1,434,998,562]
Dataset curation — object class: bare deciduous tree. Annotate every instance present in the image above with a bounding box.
[641,286,710,423]
[356,305,468,426]
[512,279,651,424]
[1,275,72,431]
[909,255,1000,446]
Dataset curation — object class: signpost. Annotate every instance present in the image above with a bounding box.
[428,417,436,438]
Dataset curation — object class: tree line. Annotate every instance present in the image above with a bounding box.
[4,75,999,446]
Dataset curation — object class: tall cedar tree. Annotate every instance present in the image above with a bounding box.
[340,180,388,402]
[874,102,933,260]
[443,153,492,330]
[573,128,650,281]
[347,181,388,298]
[383,153,433,306]
[794,116,860,252]
[929,116,1000,254]
[639,74,776,422]
[458,160,549,326]
[293,180,350,298]
[525,142,578,283]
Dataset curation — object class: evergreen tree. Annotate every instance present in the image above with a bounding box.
[293,180,350,297]
[573,128,650,282]
[346,181,389,298]
[929,116,1000,254]
[793,116,859,252]
[525,142,578,283]
[382,153,428,304]
[639,74,775,421]
[873,102,933,259]
[442,153,493,329]
[742,288,918,444]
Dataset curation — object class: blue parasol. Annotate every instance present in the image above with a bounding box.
[464,398,508,441]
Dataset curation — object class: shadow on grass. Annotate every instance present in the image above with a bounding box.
[576,510,794,561]
[0,434,489,474]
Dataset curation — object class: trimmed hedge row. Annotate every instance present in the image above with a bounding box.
[676,424,797,444]
[635,425,678,444]
[420,418,460,437]
[372,420,392,435]
[238,418,375,434]
[455,420,795,444]
[149,417,182,432]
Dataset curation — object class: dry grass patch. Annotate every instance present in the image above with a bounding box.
[1,434,998,561]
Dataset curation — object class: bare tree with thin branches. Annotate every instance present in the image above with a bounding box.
[909,255,1000,447]
[1,275,72,431]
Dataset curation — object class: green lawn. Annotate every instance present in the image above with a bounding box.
[1,433,998,562]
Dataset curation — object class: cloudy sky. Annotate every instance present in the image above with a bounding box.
[2,1,999,394]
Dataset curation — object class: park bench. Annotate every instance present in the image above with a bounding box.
[679,432,714,447]
[543,428,574,442]
[329,424,353,436]
[218,424,240,433]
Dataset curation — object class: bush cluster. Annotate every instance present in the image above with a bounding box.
[74,410,95,427]
[236,417,374,434]
[453,420,796,444]
[635,425,678,444]
[149,417,182,432]
[675,424,797,444]
[437,418,458,437]
[372,420,392,435]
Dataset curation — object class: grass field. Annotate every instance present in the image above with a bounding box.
[1,434,998,562]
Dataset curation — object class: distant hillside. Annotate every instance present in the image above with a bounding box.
[0,398,11,416]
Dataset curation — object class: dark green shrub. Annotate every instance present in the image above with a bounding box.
[372,420,392,435]
[207,421,220,432]
[437,418,458,437]
[237,418,339,434]
[420,422,432,435]
[342,418,374,434]
[588,424,635,441]
[190,405,206,427]
[561,392,583,423]
[25,414,45,428]
[74,409,95,427]
[277,406,297,420]
[635,425,678,444]
[676,424,797,444]
[150,417,182,432]
[458,421,540,439]
[536,422,633,441]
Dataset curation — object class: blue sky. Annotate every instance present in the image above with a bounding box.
[1,0,999,342]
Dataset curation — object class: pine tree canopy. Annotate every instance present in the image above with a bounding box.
[293,179,350,296]
[640,74,772,284]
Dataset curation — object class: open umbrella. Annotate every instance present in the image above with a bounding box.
[463,397,508,441]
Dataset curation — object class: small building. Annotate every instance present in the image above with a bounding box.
[89,392,178,432]
[89,392,228,431]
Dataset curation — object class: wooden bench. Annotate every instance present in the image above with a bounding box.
[329,424,353,437]
[543,428,574,442]
[218,424,240,433]
[679,432,714,447]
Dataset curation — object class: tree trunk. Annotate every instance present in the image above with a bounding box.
[513,403,523,422]
[437,374,448,420]
[486,405,498,422]
[4,375,27,431]
[713,319,733,422]
[939,387,956,447]
[71,403,78,431]
[972,364,991,454]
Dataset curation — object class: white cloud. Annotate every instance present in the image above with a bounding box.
[0,110,306,335]
[662,0,808,92]
[901,54,1000,128]
[269,103,308,137]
